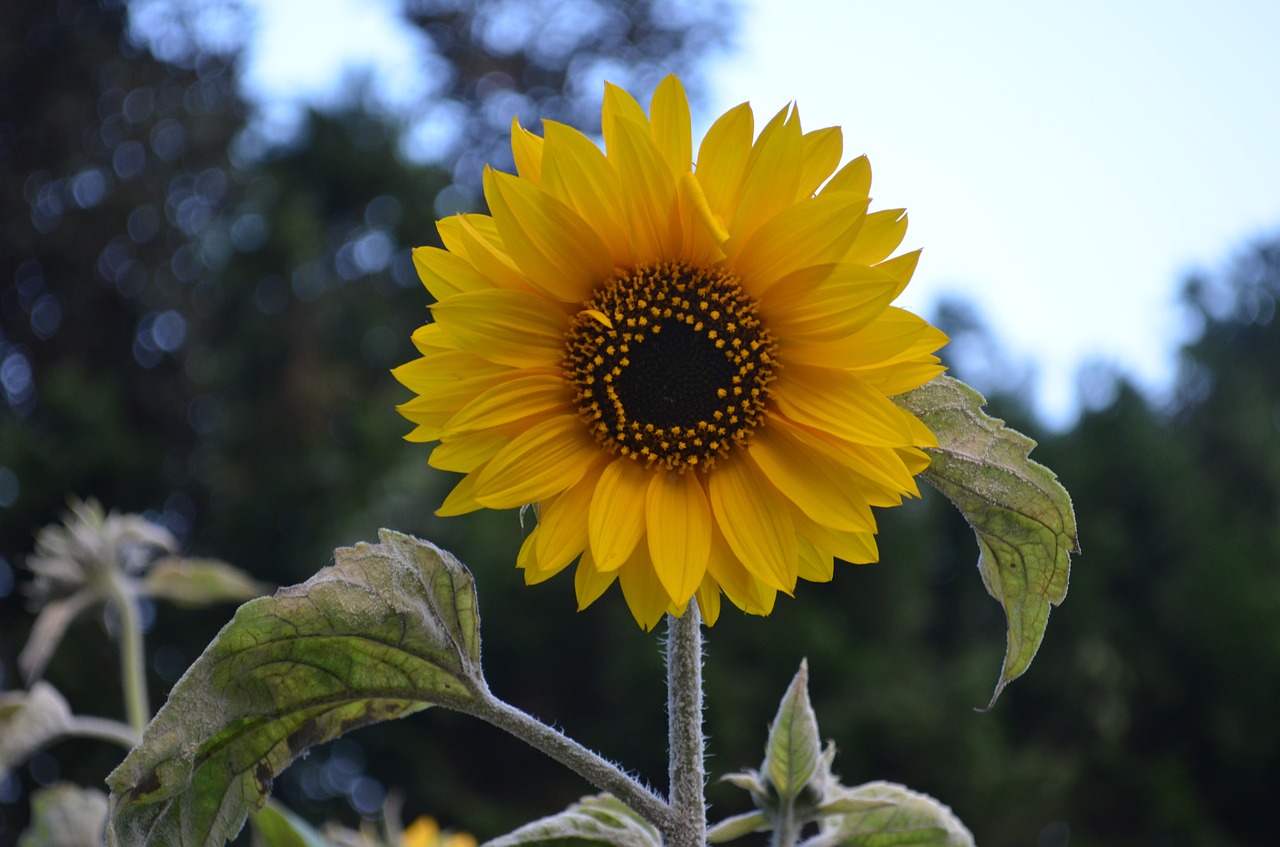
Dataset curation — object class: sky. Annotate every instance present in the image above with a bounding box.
[230,0,1280,426]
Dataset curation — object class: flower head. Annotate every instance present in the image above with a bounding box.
[395,76,946,629]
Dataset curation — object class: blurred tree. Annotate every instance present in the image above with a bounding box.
[1,0,736,842]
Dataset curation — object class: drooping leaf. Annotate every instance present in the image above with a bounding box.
[482,794,662,847]
[821,782,974,847]
[140,556,272,608]
[106,530,485,847]
[17,589,97,683]
[763,660,823,800]
[0,682,74,779]
[895,375,1078,708]
[18,783,110,847]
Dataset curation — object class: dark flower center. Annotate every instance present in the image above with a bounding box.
[563,262,778,472]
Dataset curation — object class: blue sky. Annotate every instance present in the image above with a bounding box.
[229,0,1280,425]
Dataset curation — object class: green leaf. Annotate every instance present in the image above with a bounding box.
[821,782,974,847]
[141,556,272,608]
[249,800,334,847]
[18,784,110,847]
[895,375,1078,708]
[763,660,823,800]
[482,794,662,847]
[106,530,485,847]
[706,810,769,844]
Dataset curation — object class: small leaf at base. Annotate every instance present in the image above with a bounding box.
[482,794,662,847]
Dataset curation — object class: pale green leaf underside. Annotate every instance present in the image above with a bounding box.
[19,784,110,847]
[896,375,1078,708]
[764,660,822,800]
[483,794,662,847]
[106,530,484,847]
[824,781,975,847]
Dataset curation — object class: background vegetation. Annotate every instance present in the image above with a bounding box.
[3,1,1277,845]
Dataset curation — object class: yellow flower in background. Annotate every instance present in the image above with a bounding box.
[394,75,946,630]
[402,816,477,847]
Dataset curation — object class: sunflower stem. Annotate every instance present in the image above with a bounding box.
[100,570,150,734]
[666,599,707,847]
[464,687,677,834]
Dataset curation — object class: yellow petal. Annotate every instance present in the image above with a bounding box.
[796,532,835,582]
[430,289,567,368]
[823,154,871,197]
[602,81,649,137]
[694,575,722,626]
[729,105,802,243]
[707,454,797,592]
[793,507,880,565]
[437,468,485,516]
[705,521,775,615]
[854,358,946,396]
[542,121,632,264]
[676,172,727,268]
[834,306,935,366]
[574,546,617,610]
[437,214,531,293]
[606,112,681,261]
[762,263,901,345]
[649,74,692,177]
[535,456,609,572]
[588,458,649,571]
[645,470,712,605]
[772,364,917,447]
[428,432,510,472]
[483,168,613,303]
[510,117,544,185]
[442,372,570,437]
[797,126,843,199]
[728,191,869,297]
[743,423,876,533]
[695,101,753,221]
[618,545,671,630]
[413,246,491,300]
[768,413,919,504]
[846,209,909,266]
[473,415,600,508]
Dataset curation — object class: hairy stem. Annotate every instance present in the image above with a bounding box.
[466,688,677,834]
[666,600,706,847]
[101,571,149,734]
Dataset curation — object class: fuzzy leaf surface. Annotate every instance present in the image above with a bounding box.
[896,375,1077,707]
[482,794,661,847]
[823,782,974,847]
[106,530,484,847]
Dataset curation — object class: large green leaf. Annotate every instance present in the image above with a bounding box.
[896,376,1078,708]
[106,530,485,847]
[483,794,662,847]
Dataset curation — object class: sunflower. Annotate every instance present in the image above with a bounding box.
[394,75,947,630]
